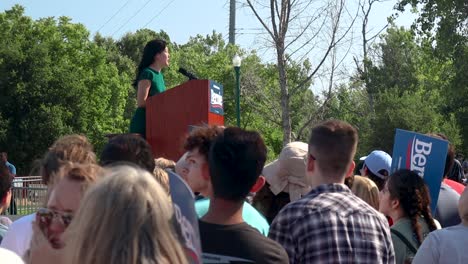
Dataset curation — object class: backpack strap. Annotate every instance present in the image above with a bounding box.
[391,229,418,254]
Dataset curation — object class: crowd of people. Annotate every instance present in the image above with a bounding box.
[0,38,467,263]
[0,119,465,264]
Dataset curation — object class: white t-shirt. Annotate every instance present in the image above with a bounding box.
[413,224,468,264]
[0,247,24,264]
[0,213,35,258]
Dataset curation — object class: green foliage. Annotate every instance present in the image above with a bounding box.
[0,5,130,173]
[370,89,461,153]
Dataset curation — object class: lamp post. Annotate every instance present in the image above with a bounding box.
[232,54,242,127]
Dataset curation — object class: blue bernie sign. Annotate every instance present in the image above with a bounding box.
[168,170,202,264]
[391,129,449,212]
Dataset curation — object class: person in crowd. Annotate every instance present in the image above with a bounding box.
[252,142,310,224]
[175,152,189,182]
[198,127,288,263]
[445,155,466,193]
[412,185,468,263]
[0,134,96,257]
[25,163,104,264]
[429,133,461,227]
[345,173,380,210]
[155,157,176,171]
[0,163,13,242]
[183,125,270,236]
[153,167,170,196]
[269,120,394,264]
[462,156,468,180]
[1,152,17,215]
[1,152,16,175]
[64,165,186,264]
[360,150,392,191]
[448,154,466,184]
[129,39,170,138]
[346,157,380,210]
[100,133,155,173]
[379,169,438,264]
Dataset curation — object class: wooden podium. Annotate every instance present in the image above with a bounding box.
[146,79,224,161]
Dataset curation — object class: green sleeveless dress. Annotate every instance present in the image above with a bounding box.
[129,67,166,138]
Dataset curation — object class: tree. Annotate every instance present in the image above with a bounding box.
[361,26,462,152]
[0,5,130,173]
[397,0,468,152]
[246,0,358,146]
[369,89,461,153]
[367,26,421,95]
[354,0,392,110]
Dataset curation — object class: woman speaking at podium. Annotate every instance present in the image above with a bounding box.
[129,39,170,138]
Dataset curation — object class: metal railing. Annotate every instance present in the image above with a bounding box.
[7,176,47,216]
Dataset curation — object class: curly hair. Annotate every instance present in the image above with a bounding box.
[183,125,224,160]
[387,169,438,244]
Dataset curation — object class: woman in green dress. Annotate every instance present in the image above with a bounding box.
[129,39,170,138]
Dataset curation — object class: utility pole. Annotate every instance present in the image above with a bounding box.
[229,0,236,44]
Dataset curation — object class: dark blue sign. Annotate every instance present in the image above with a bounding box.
[168,170,202,264]
[391,129,449,212]
[209,80,224,115]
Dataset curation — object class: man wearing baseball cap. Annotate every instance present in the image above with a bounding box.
[360,150,392,190]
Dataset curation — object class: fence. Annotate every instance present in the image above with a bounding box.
[7,176,47,216]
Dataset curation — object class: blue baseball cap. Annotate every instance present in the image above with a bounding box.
[361,150,392,179]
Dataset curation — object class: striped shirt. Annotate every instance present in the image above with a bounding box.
[269,183,394,264]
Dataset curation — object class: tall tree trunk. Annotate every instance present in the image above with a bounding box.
[277,45,291,145]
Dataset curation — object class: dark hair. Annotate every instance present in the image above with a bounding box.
[0,163,13,201]
[366,167,388,191]
[184,126,224,161]
[100,134,155,173]
[387,169,438,244]
[133,39,167,87]
[308,120,358,177]
[208,127,267,202]
[252,182,290,224]
[427,133,454,178]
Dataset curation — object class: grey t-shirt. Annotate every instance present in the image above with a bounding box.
[413,224,468,264]
[434,183,461,227]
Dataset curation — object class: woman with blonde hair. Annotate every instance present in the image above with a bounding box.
[26,162,105,264]
[65,165,187,264]
[1,134,97,257]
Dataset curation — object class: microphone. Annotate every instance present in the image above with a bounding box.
[178,67,198,80]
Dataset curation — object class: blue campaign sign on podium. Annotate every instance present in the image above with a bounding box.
[168,170,202,264]
[391,129,448,212]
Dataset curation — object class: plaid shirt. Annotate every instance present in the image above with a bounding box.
[269,183,395,264]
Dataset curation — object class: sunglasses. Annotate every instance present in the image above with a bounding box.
[37,208,74,228]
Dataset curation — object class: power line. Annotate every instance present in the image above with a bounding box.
[142,0,176,29]
[96,0,133,33]
[111,0,154,37]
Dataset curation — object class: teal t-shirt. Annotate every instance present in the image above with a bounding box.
[138,67,166,96]
[195,198,270,236]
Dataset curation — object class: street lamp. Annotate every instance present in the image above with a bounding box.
[232,54,242,127]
